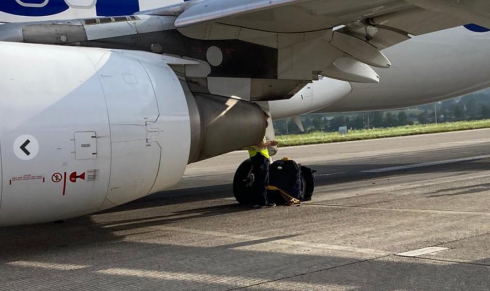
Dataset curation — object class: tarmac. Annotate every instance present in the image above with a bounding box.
[2,129,490,290]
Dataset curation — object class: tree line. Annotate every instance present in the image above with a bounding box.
[274,93,490,135]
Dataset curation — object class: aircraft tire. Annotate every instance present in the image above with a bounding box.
[301,166,315,201]
[233,159,254,205]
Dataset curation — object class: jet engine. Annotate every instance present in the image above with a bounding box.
[0,42,265,226]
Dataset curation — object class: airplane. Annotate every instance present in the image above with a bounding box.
[309,25,490,115]
[0,0,490,226]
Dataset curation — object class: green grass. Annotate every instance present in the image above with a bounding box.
[276,120,490,147]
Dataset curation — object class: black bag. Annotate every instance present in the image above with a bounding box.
[269,159,303,201]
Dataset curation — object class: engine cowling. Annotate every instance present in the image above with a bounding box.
[267,76,352,120]
[0,42,265,226]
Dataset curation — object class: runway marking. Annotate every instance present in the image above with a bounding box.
[317,172,347,177]
[305,204,490,216]
[7,261,90,270]
[152,226,389,256]
[362,154,490,173]
[397,247,449,257]
[97,268,347,290]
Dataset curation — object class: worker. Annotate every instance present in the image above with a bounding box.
[248,112,279,208]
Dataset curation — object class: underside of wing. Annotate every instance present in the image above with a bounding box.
[406,0,490,29]
[0,0,471,102]
[169,0,464,37]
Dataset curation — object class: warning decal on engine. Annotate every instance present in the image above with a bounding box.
[52,173,63,183]
[48,169,99,195]
[10,174,45,185]
[69,171,86,183]
[86,169,99,182]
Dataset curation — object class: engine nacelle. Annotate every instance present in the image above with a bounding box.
[267,77,352,120]
[322,27,490,112]
[0,42,264,226]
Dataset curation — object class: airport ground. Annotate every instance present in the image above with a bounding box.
[2,129,490,290]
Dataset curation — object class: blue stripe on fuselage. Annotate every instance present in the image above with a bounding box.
[0,0,142,17]
[0,0,69,17]
[464,24,490,33]
[96,0,139,16]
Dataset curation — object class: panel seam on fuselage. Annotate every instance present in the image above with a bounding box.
[81,48,114,209]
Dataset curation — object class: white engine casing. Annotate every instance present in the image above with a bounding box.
[0,42,191,226]
[267,77,352,120]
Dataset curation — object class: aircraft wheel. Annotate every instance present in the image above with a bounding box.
[301,166,315,201]
[233,159,254,205]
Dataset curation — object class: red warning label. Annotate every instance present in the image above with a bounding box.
[51,173,63,183]
[69,172,86,183]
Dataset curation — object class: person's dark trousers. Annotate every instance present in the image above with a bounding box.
[250,154,270,205]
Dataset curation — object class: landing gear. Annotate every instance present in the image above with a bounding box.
[301,166,315,201]
[232,159,254,205]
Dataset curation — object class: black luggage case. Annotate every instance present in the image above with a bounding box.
[233,158,315,205]
[269,159,303,201]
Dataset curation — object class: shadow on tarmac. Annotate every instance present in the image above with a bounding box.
[1,219,490,291]
[105,159,490,214]
[0,159,490,291]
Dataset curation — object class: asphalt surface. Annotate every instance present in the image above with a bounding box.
[2,129,490,291]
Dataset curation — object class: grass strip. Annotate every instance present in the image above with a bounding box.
[276,119,490,147]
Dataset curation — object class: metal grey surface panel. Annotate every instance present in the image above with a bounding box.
[23,24,87,44]
[407,0,490,28]
[175,0,413,32]
[188,94,266,163]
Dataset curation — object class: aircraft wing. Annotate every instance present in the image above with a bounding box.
[138,0,468,84]
[0,0,482,101]
[1,0,466,49]
[406,0,490,29]
[140,0,466,48]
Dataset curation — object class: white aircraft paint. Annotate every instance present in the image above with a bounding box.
[268,77,352,120]
[0,42,190,226]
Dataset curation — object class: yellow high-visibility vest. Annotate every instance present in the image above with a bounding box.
[248,136,270,159]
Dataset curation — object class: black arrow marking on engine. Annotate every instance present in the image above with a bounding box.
[20,139,30,156]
